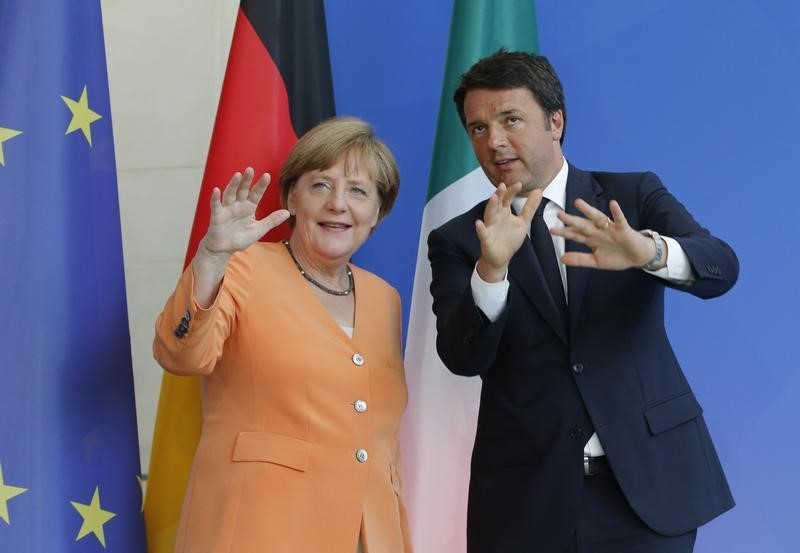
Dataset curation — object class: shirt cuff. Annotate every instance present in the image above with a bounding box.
[471,265,509,322]
[644,236,694,283]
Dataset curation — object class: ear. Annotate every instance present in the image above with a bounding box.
[286,186,296,215]
[550,110,564,141]
[370,202,381,229]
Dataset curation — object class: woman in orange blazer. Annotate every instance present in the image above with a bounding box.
[154,118,411,553]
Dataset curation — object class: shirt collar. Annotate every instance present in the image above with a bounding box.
[512,156,568,213]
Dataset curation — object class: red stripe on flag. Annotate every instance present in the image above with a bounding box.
[145,9,312,551]
[184,8,298,268]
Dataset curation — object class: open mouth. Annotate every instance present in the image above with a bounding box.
[495,158,518,167]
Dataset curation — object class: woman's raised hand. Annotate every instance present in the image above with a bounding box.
[191,168,290,308]
[201,167,290,257]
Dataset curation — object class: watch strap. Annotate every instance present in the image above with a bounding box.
[640,229,665,271]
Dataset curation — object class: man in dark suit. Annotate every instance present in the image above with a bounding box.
[428,50,737,553]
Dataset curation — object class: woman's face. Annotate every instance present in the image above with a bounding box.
[287,154,381,266]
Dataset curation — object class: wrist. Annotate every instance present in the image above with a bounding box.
[197,239,232,263]
[476,258,508,283]
[639,229,667,271]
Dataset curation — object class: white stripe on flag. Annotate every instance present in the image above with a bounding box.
[400,167,494,553]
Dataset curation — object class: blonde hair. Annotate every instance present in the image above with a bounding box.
[280,117,400,223]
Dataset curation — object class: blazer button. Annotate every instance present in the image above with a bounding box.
[569,427,584,440]
[354,400,367,413]
[572,363,584,374]
[352,353,365,366]
[356,449,369,463]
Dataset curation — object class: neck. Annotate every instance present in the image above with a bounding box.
[530,155,565,193]
[286,237,350,289]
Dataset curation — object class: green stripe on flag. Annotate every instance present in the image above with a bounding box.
[427,0,540,200]
[400,3,542,551]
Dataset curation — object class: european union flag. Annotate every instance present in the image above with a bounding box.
[0,1,146,550]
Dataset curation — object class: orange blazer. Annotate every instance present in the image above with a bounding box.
[154,242,411,553]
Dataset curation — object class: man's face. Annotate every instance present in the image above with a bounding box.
[463,87,564,193]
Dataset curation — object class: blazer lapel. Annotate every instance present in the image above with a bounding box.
[564,166,606,333]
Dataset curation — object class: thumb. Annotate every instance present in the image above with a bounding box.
[256,209,291,237]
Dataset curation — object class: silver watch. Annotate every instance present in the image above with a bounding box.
[639,229,665,271]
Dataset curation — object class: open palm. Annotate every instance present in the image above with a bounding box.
[475,183,541,280]
[203,167,290,255]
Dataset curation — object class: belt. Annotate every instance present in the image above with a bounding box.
[583,455,611,476]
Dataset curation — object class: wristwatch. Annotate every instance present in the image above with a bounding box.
[639,229,665,271]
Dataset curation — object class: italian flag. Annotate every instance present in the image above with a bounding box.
[143,2,335,551]
[399,1,539,551]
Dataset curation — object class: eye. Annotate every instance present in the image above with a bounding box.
[469,124,486,136]
[349,184,372,199]
[312,181,331,190]
[507,116,521,125]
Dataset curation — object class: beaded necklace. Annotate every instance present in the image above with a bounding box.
[283,240,353,296]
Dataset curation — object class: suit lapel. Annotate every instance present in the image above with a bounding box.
[564,166,606,333]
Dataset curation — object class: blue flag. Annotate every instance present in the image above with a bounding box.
[0,1,146,550]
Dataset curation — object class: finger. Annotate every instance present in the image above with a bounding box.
[519,189,542,225]
[609,200,630,230]
[209,187,222,212]
[553,226,590,244]
[573,198,609,227]
[256,208,291,236]
[237,167,255,201]
[561,251,599,269]
[501,182,522,207]
[222,172,242,206]
[483,190,501,223]
[493,183,507,212]
[557,210,595,232]
[475,219,489,243]
[248,173,271,204]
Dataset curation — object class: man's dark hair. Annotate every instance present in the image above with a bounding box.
[454,49,567,144]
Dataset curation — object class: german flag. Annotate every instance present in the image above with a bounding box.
[144,2,335,551]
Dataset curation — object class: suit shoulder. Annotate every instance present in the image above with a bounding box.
[582,168,666,197]
[589,169,657,185]
[431,200,487,237]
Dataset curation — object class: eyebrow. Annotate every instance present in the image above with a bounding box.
[467,108,524,127]
[311,171,370,186]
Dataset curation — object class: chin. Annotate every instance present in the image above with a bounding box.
[314,239,356,260]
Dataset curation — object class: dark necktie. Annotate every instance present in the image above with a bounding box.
[531,198,568,323]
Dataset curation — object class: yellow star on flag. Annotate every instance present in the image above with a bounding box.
[0,127,23,167]
[61,85,102,146]
[0,463,28,524]
[70,486,116,547]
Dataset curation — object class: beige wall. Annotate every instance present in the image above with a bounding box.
[101,0,239,473]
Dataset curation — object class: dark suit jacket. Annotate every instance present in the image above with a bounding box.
[428,166,737,553]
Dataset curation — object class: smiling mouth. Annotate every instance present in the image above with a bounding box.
[319,222,351,230]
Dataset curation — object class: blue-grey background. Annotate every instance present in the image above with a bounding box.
[325,0,798,551]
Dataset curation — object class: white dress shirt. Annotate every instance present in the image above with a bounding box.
[470,158,693,457]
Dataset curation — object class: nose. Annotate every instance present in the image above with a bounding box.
[487,125,508,150]
[326,185,347,212]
